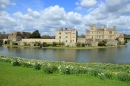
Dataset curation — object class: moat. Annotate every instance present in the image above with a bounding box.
[0,42,130,64]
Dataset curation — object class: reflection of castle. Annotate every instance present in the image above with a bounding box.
[7,24,124,46]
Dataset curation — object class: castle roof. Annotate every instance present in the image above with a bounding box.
[119,34,124,38]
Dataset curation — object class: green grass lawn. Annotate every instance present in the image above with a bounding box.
[0,61,129,86]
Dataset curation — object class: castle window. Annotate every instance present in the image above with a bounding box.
[66,36,68,38]
[59,36,61,38]
[66,40,67,42]
[59,32,61,34]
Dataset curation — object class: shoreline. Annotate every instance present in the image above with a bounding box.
[2,44,127,49]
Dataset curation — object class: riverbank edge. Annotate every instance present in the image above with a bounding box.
[0,54,130,82]
[2,44,127,49]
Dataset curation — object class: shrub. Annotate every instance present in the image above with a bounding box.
[12,42,18,45]
[22,62,33,68]
[81,43,85,47]
[105,72,113,79]
[34,63,41,70]
[42,42,48,47]
[12,60,20,66]
[52,42,57,46]
[117,41,122,45]
[76,42,81,47]
[98,73,105,80]
[98,40,107,46]
[42,64,58,74]
[117,73,130,82]
[90,69,101,76]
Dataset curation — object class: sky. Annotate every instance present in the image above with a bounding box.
[0,0,130,35]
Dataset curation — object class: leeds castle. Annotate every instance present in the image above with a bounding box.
[7,24,124,46]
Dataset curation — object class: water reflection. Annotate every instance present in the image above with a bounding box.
[0,43,130,63]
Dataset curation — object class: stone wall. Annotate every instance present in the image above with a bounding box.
[77,38,86,43]
[21,39,58,43]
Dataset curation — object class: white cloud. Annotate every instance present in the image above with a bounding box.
[0,0,15,10]
[76,0,97,8]
[0,0,130,35]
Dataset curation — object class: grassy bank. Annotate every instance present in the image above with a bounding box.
[0,55,130,83]
[0,61,129,86]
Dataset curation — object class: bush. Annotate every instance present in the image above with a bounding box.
[105,72,113,79]
[42,42,47,47]
[12,60,20,66]
[81,43,85,47]
[42,64,58,74]
[12,42,18,45]
[98,40,107,46]
[52,42,57,46]
[117,41,122,45]
[90,69,101,76]
[22,62,33,68]
[117,73,130,82]
[76,42,81,47]
[34,63,41,70]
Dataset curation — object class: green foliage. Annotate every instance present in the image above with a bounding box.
[98,73,105,80]
[1,55,130,82]
[34,41,41,46]
[42,64,58,74]
[125,39,127,43]
[1,61,129,86]
[52,42,57,46]
[41,35,54,39]
[34,63,41,70]
[12,59,20,66]
[59,42,64,46]
[76,42,81,47]
[12,42,18,45]
[29,30,41,38]
[117,73,130,82]
[117,41,122,45]
[98,40,107,46]
[104,72,113,79]
[6,40,11,44]
[42,42,48,47]
[90,69,101,76]
[22,62,33,68]
[81,43,85,47]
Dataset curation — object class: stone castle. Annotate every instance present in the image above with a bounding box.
[7,24,124,46]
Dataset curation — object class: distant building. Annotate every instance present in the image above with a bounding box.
[86,24,118,46]
[8,32,31,41]
[55,28,78,46]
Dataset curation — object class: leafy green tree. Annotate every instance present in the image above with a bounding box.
[42,42,48,47]
[81,43,85,47]
[30,30,41,38]
[98,40,107,46]
[41,35,54,39]
[52,42,57,46]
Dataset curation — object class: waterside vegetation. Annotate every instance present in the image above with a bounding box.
[0,55,130,84]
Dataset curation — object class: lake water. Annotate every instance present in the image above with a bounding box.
[0,42,130,64]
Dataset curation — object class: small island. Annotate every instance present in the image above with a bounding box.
[1,24,127,48]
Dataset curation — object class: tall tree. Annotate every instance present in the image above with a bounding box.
[30,30,41,38]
